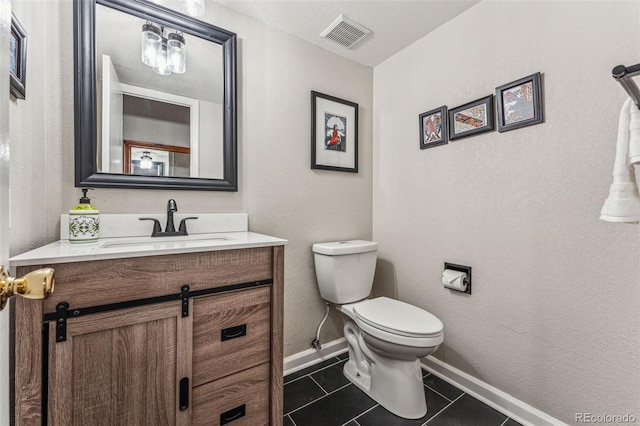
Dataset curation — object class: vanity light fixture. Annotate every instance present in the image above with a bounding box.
[167,32,186,74]
[141,22,162,67]
[181,0,205,18]
[139,151,154,169]
[152,36,172,75]
[142,24,187,76]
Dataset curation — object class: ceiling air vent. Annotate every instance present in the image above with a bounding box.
[320,15,371,49]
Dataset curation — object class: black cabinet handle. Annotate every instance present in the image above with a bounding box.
[221,324,247,341]
[179,377,189,411]
[220,404,246,425]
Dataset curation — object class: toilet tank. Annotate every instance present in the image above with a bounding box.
[312,240,378,304]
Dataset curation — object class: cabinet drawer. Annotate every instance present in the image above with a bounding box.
[193,286,270,386]
[37,247,273,312]
[192,363,269,426]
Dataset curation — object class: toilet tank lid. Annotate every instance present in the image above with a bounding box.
[312,240,378,255]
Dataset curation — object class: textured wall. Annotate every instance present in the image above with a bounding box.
[8,1,373,357]
[219,4,374,355]
[9,0,69,256]
[373,1,640,423]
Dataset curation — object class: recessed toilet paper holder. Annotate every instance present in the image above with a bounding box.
[443,262,472,295]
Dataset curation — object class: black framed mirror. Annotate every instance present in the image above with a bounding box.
[74,0,237,191]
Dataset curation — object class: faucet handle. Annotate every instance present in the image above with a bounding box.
[139,218,162,237]
[178,217,199,235]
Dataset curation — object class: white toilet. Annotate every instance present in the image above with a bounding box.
[312,240,444,419]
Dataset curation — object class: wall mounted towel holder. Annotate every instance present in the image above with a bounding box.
[613,63,640,109]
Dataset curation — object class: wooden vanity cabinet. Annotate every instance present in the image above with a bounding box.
[12,246,284,426]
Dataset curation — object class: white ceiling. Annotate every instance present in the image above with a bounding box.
[94,0,479,102]
[213,0,480,67]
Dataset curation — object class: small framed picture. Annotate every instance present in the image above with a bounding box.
[311,91,358,173]
[495,72,543,132]
[10,12,27,100]
[448,95,494,141]
[419,106,447,149]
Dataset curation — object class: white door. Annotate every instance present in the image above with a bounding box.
[0,0,12,423]
[102,54,124,173]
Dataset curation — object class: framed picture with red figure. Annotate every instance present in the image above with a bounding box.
[311,91,358,173]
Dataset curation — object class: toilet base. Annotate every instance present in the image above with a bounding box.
[342,327,428,419]
[343,354,427,419]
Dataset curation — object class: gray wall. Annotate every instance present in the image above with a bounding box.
[373,1,640,423]
[123,96,190,148]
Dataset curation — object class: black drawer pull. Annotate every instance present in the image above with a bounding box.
[179,377,189,411]
[220,404,246,425]
[221,324,247,341]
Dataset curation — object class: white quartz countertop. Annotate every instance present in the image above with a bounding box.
[10,231,288,266]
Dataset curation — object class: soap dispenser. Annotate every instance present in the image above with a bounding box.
[69,188,100,243]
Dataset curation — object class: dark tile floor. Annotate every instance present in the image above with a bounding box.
[284,353,524,426]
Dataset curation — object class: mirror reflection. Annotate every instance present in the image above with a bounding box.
[95,3,224,179]
[74,0,237,191]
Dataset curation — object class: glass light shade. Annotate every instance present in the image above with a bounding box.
[181,0,205,17]
[167,33,186,74]
[140,152,153,169]
[153,38,171,75]
[141,23,162,67]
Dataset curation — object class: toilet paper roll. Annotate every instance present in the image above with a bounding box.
[442,269,468,292]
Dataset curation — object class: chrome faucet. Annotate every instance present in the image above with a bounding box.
[139,199,198,237]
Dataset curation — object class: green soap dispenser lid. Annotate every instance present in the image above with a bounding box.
[72,188,98,211]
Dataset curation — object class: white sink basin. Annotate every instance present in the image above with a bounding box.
[99,234,233,250]
[99,234,231,249]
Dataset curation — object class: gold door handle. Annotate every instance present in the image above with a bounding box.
[0,266,55,310]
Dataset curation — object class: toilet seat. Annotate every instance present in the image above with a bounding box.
[353,297,443,338]
[341,297,444,348]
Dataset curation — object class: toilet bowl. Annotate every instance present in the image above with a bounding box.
[312,241,444,419]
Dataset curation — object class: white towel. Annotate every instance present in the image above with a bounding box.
[600,98,640,223]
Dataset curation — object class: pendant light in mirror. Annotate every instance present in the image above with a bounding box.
[152,36,171,75]
[141,24,186,76]
[167,32,186,74]
[139,151,154,169]
[141,22,161,67]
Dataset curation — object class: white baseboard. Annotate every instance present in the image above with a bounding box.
[283,338,566,425]
[283,338,348,376]
[422,356,568,426]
